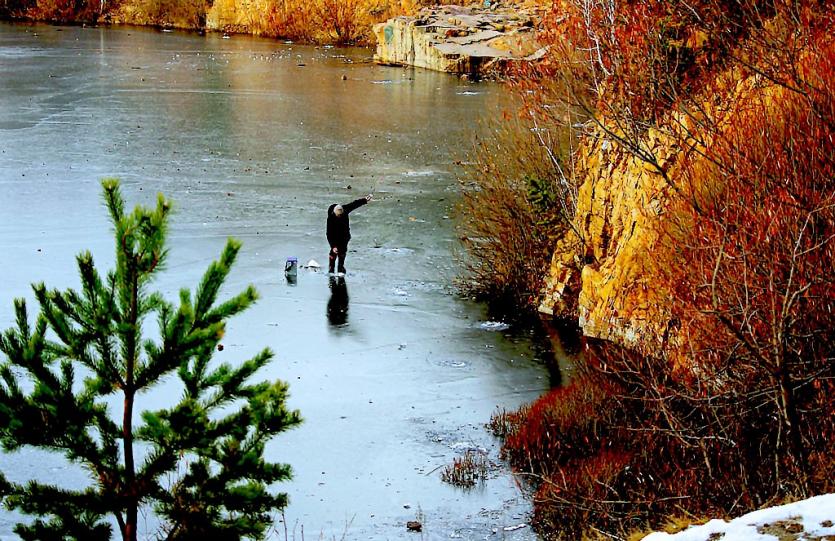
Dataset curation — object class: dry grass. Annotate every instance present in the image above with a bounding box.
[440,450,490,488]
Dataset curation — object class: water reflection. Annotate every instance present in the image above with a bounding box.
[326,276,349,328]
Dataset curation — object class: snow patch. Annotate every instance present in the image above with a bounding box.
[642,494,835,541]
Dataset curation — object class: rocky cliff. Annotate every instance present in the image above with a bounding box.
[538,126,680,351]
[372,4,544,75]
[537,68,800,351]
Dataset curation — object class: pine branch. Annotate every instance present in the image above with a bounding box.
[5,481,112,541]
[194,239,241,321]
[204,285,258,326]
[101,178,125,224]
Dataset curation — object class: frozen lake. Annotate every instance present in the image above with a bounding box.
[0,22,558,540]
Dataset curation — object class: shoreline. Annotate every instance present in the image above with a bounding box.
[0,16,374,45]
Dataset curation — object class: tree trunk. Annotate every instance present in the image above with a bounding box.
[122,271,138,541]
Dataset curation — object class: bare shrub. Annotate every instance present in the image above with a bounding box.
[456,106,578,314]
[502,334,832,539]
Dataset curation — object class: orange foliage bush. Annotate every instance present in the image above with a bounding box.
[264,0,503,43]
[252,0,419,44]
[666,27,835,487]
[5,0,493,43]
[10,0,101,22]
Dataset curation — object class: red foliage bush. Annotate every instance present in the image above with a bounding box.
[502,376,621,475]
[530,1,786,117]
[503,334,834,538]
[532,449,634,535]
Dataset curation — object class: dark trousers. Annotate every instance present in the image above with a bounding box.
[329,244,347,273]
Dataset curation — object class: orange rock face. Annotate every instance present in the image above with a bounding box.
[539,126,679,351]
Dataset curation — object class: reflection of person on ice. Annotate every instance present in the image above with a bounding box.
[327,194,372,274]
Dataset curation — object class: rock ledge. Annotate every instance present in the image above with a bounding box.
[372,4,544,76]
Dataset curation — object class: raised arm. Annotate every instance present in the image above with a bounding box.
[342,194,372,214]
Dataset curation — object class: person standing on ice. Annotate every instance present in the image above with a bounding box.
[326,193,372,274]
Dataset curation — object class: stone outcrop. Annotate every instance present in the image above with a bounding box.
[537,70,789,351]
[539,127,680,351]
[372,4,545,75]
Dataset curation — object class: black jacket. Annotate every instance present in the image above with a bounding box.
[327,197,368,247]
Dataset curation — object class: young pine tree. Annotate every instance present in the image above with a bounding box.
[0,179,301,541]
